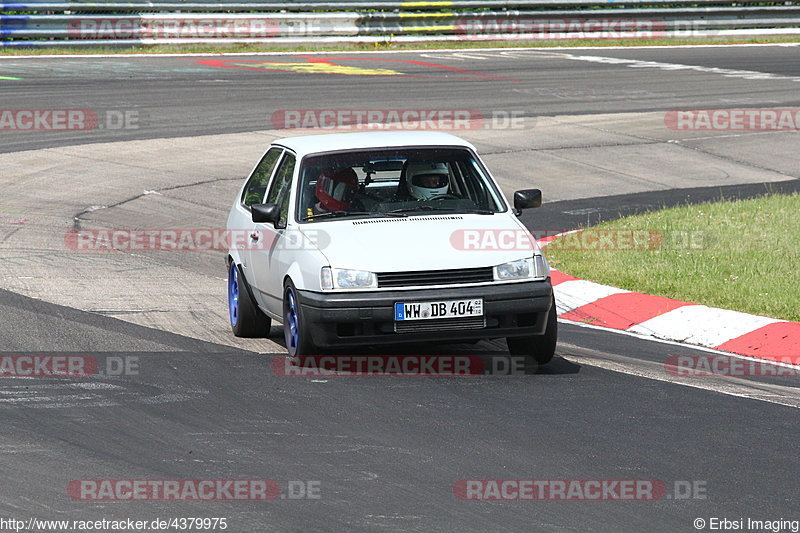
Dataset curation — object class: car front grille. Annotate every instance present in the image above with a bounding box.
[394,316,487,333]
[377,267,494,288]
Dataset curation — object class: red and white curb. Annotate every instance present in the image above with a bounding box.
[539,235,800,364]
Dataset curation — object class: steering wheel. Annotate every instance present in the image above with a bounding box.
[429,193,460,201]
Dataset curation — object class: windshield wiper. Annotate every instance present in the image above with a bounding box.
[460,209,495,215]
[301,211,408,221]
[387,205,454,214]
[388,206,495,215]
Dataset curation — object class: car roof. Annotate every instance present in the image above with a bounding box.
[271,131,476,156]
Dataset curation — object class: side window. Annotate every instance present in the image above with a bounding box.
[242,147,282,207]
[264,152,296,228]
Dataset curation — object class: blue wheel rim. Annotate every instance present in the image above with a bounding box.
[228,263,239,327]
[285,288,299,354]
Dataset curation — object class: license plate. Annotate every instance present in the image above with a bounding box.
[395,299,483,321]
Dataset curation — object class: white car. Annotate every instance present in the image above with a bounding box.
[226,131,556,364]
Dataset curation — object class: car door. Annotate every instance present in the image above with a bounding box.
[248,150,296,316]
[235,147,283,297]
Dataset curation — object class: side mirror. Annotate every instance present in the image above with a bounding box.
[514,189,542,211]
[251,203,280,226]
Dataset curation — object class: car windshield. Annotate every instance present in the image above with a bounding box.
[296,147,506,223]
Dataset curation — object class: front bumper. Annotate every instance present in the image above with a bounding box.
[298,280,553,348]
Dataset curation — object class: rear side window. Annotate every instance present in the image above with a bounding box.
[242,147,282,207]
[264,152,296,228]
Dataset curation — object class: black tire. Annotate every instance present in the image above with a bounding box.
[228,261,271,338]
[506,295,558,365]
[283,280,318,356]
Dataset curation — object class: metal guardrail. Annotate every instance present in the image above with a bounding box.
[3,0,792,9]
[2,0,799,46]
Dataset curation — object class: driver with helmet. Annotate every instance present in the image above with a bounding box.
[404,162,451,201]
[310,167,359,217]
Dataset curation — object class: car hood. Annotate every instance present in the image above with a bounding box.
[299,213,541,273]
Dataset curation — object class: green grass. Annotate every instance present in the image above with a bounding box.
[1,35,798,55]
[545,192,800,322]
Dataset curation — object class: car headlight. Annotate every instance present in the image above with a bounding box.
[321,267,377,290]
[494,255,549,281]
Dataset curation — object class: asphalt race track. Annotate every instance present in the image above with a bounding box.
[2,46,800,154]
[1,45,799,532]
